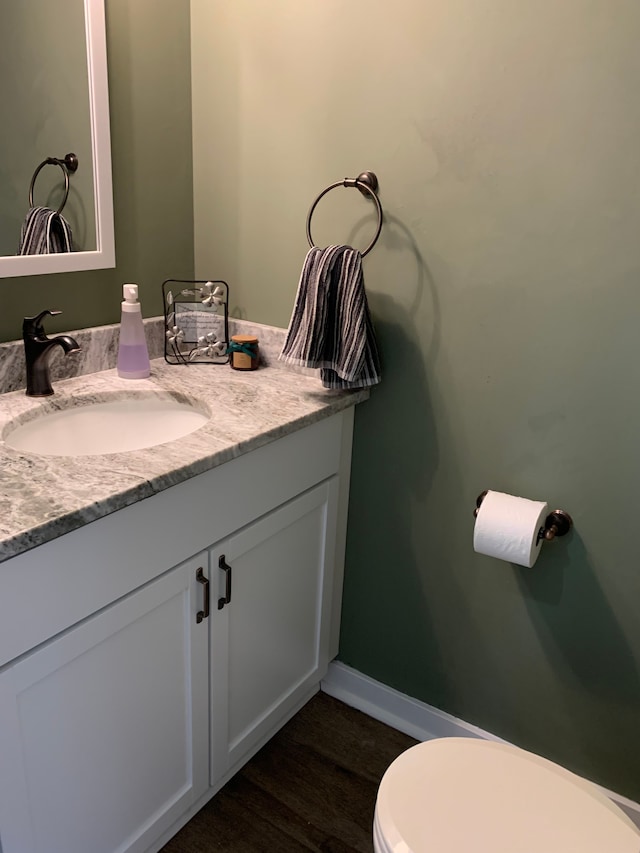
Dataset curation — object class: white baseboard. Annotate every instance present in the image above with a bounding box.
[321,661,640,831]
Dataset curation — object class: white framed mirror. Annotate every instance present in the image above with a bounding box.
[0,0,114,278]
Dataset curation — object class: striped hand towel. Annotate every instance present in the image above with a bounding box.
[279,245,381,390]
[18,206,73,255]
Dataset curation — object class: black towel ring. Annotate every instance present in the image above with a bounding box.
[306,170,383,257]
[28,153,79,215]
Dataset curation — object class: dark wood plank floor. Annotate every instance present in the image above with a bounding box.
[161,691,417,852]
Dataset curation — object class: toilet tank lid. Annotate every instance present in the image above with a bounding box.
[375,738,640,853]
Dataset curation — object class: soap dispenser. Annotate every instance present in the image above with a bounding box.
[117,284,150,379]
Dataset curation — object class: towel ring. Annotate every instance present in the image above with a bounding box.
[306,170,383,257]
[28,153,78,215]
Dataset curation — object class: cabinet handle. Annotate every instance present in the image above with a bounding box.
[196,567,209,623]
[218,555,232,610]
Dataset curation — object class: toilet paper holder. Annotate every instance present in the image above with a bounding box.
[474,491,573,541]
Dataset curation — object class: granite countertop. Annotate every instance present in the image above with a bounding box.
[0,359,367,563]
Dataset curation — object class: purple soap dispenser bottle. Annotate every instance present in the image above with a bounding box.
[117,284,151,379]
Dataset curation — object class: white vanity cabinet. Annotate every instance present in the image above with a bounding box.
[0,553,210,853]
[0,409,354,853]
[209,478,339,783]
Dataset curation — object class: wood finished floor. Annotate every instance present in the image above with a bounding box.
[160,691,417,852]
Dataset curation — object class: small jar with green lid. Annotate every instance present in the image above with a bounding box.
[229,335,259,370]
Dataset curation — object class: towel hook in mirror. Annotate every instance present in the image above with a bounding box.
[29,153,79,215]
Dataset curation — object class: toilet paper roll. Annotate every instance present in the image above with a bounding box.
[473,490,549,568]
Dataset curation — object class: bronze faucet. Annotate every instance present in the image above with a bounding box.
[23,310,81,397]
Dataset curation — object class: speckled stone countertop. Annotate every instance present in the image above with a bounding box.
[0,359,367,563]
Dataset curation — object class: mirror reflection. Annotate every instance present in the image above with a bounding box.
[0,0,114,277]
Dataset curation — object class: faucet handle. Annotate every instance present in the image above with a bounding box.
[23,310,62,338]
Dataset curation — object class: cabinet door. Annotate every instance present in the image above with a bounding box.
[210,479,338,783]
[0,553,210,853]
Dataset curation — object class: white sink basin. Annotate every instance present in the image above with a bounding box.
[4,396,210,457]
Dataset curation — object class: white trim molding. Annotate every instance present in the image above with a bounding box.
[321,661,640,831]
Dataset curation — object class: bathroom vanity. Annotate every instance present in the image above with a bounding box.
[0,358,365,853]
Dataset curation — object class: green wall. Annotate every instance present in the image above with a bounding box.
[191,1,640,800]
[0,0,194,343]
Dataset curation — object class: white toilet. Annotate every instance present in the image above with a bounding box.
[374,737,640,852]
